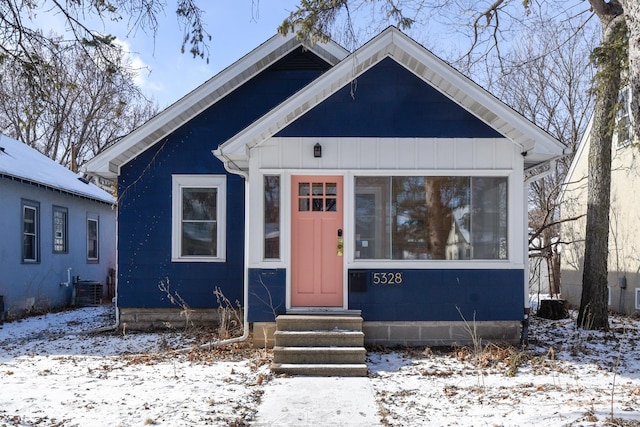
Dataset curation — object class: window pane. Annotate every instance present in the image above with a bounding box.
[23,235,35,260]
[264,175,280,259]
[183,188,217,221]
[24,207,35,234]
[354,176,507,261]
[87,219,99,260]
[392,177,469,260]
[355,177,391,259]
[471,177,508,259]
[23,205,38,262]
[182,222,217,256]
[312,182,323,195]
[53,208,68,253]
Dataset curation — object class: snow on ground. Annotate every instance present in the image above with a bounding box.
[1,305,640,426]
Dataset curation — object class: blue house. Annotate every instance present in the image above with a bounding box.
[84,28,564,346]
[0,134,116,320]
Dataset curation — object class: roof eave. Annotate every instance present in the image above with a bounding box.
[83,33,349,178]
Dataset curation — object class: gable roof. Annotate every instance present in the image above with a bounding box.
[0,134,114,203]
[83,33,349,179]
[215,27,567,172]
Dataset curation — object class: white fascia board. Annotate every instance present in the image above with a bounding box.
[389,31,564,157]
[217,27,564,165]
[217,28,400,159]
[84,33,349,179]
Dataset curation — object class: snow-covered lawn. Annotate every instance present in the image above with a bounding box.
[1,305,640,426]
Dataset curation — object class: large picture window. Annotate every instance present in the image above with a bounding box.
[22,200,40,263]
[172,175,226,262]
[354,176,508,260]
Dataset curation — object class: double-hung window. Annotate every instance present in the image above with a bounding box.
[615,87,632,149]
[87,215,99,262]
[172,175,226,262]
[53,206,68,254]
[22,200,40,263]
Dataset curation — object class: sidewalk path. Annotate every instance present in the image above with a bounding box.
[252,376,382,426]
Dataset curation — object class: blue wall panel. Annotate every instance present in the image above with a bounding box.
[348,269,524,321]
[117,49,331,309]
[276,57,503,138]
[248,269,287,322]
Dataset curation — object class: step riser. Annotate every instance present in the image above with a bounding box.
[276,316,362,332]
[274,332,364,347]
[271,364,369,377]
[273,349,366,364]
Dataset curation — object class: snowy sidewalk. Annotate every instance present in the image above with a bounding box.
[252,376,381,426]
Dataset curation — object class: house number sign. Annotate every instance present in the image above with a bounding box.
[371,272,403,285]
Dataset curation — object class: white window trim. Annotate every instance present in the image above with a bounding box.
[635,288,640,310]
[172,174,227,262]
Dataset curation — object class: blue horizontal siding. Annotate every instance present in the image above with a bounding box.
[248,268,287,322]
[117,49,330,309]
[348,269,525,321]
[276,57,503,138]
[246,267,523,323]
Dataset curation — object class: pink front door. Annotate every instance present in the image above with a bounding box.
[291,176,344,307]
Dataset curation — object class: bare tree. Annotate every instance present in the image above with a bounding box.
[577,0,626,330]
[485,15,597,297]
[0,34,157,170]
[0,0,210,95]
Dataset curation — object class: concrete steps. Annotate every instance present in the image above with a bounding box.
[271,315,368,377]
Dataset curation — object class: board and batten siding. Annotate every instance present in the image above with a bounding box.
[253,137,517,170]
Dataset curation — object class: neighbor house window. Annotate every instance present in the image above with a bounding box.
[22,200,40,263]
[616,87,632,149]
[354,176,508,260]
[87,215,99,262]
[172,175,226,262]
[264,175,280,259]
[53,206,68,253]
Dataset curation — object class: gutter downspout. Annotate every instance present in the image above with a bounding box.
[178,147,251,349]
[521,159,557,346]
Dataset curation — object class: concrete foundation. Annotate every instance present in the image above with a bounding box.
[118,307,240,331]
[252,320,521,348]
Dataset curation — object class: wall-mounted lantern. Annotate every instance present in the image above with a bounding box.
[314,143,322,158]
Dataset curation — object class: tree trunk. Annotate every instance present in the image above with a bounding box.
[578,2,625,330]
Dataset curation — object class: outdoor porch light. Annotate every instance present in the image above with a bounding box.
[314,143,322,158]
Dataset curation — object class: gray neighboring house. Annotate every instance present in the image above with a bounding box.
[0,133,116,320]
